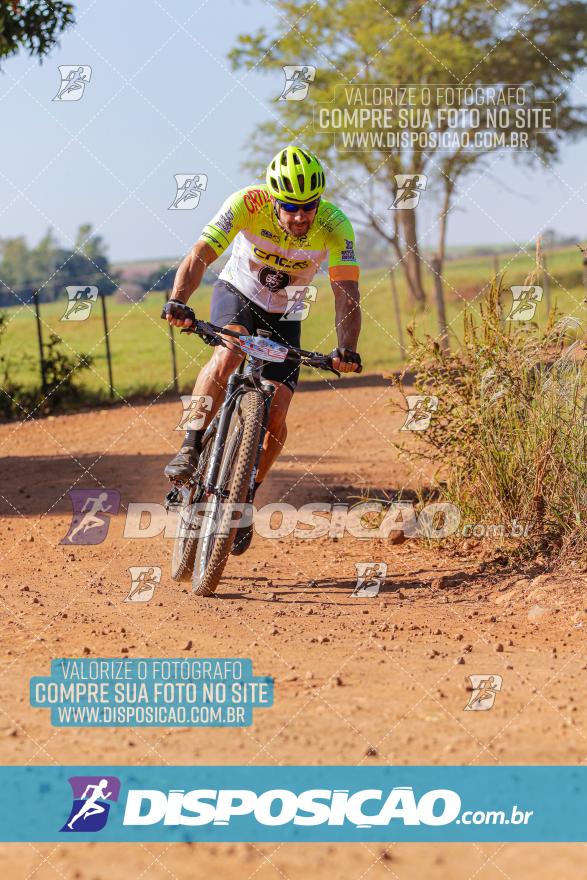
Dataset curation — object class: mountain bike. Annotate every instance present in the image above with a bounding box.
[165,319,360,597]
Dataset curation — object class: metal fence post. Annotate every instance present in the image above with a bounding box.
[165,291,179,393]
[99,291,115,399]
[32,290,47,393]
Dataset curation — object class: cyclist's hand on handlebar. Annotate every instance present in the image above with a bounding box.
[330,347,362,374]
[161,300,196,328]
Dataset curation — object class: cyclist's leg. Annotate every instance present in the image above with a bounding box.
[256,380,293,483]
[230,303,299,556]
[192,281,253,424]
[248,303,301,485]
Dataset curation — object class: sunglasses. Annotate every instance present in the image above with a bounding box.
[276,198,320,213]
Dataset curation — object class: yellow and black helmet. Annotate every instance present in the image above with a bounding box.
[266,145,326,203]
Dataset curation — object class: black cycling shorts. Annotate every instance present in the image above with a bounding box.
[210,280,301,392]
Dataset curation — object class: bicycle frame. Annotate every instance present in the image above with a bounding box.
[200,347,275,503]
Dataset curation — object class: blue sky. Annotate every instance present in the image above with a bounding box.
[0,0,585,261]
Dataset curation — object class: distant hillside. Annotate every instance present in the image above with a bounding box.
[112,257,182,281]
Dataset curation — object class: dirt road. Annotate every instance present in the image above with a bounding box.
[1,377,586,878]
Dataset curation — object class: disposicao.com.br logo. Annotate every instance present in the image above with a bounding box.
[122,786,532,829]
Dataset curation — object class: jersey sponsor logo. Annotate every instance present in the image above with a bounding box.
[243,188,271,213]
[215,206,234,234]
[252,246,309,270]
[341,239,356,261]
[318,205,346,233]
[258,265,291,292]
[201,231,223,249]
[260,228,279,240]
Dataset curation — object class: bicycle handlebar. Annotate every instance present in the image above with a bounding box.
[180,319,363,377]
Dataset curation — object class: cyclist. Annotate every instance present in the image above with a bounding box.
[163,145,362,554]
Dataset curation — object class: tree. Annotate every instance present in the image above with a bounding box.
[143,264,177,292]
[229,0,587,320]
[0,235,31,299]
[29,228,58,298]
[0,225,117,305]
[0,1,74,65]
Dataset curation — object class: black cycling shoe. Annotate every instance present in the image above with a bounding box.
[231,522,254,556]
[164,446,199,482]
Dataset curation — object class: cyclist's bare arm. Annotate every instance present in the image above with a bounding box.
[166,240,217,327]
[331,279,361,373]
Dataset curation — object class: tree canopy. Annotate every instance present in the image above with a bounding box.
[0,1,74,65]
[0,225,117,306]
[230,0,587,304]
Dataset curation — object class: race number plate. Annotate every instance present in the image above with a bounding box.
[239,335,289,362]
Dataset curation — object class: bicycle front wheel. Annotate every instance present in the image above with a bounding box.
[192,390,264,597]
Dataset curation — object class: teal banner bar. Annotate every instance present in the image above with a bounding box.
[0,766,583,842]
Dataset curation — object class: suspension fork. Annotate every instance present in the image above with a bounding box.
[202,371,243,494]
[247,381,275,501]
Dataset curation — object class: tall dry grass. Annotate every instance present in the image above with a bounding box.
[392,275,587,561]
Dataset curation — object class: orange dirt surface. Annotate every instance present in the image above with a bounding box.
[0,377,586,878]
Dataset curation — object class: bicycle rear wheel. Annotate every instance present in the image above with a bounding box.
[192,390,264,597]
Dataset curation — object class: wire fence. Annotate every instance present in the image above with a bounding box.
[1,248,585,417]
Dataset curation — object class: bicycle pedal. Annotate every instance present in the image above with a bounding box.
[164,487,181,510]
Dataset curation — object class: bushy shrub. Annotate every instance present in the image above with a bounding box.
[0,313,95,419]
[392,279,587,561]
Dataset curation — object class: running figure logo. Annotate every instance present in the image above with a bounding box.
[279,285,317,322]
[61,489,120,545]
[53,66,92,102]
[61,776,120,832]
[279,65,316,101]
[401,395,438,431]
[507,286,543,321]
[60,286,98,322]
[389,174,428,210]
[169,174,208,210]
[124,566,161,603]
[464,674,503,711]
[176,394,213,431]
[352,562,388,598]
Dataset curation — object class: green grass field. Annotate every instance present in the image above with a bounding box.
[1,245,584,403]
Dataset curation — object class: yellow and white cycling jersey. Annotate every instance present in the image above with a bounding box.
[200,184,360,313]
